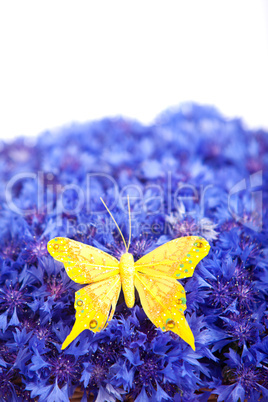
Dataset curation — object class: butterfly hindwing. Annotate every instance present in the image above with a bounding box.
[62,275,121,349]
[135,272,195,350]
[47,237,119,284]
[135,236,210,280]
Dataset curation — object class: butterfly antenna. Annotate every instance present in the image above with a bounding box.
[127,195,131,252]
[100,197,128,252]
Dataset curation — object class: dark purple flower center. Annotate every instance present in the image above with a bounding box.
[0,284,28,311]
[49,355,80,385]
[46,277,65,300]
[232,365,261,391]
[136,357,160,386]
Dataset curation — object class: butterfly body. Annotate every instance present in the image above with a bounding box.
[119,252,135,308]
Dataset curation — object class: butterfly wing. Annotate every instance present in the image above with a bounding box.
[62,275,121,349]
[135,272,195,349]
[134,236,210,350]
[47,237,119,283]
[135,236,210,280]
[47,237,121,349]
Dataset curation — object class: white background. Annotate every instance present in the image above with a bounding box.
[0,1,268,140]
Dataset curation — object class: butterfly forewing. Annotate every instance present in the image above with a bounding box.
[134,236,210,280]
[135,272,195,350]
[47,237,119,284]
[62,275,121,349]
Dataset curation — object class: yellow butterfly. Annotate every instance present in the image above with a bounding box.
[47,198,210,351]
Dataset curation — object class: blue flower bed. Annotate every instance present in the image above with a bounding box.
[0,103,267,401]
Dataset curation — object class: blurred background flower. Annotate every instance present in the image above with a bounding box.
[0,103,267,401]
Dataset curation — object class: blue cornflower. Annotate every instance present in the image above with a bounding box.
[213,346,268,401]
[0,369,21,401]
[0,281,32,331]
[0,239,21,262]
[0,103,267,400]
[21,237,48,264]
[220,314,262,347]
